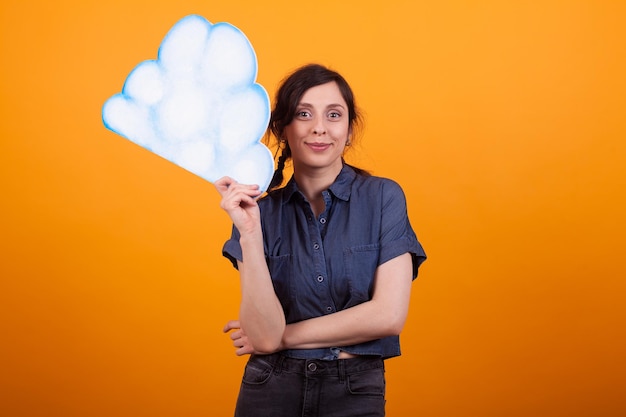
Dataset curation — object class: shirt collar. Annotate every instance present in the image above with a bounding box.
[282,163,356,204]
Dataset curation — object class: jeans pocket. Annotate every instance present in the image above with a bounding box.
[241,357,274,386]
[346,368,386,397]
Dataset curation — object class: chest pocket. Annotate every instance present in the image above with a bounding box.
[343,243,380,306]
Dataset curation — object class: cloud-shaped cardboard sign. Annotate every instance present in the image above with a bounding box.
[102,15,274,192]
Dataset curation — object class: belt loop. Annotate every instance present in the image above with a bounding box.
[338,359,346,383]
[274,353,285,375]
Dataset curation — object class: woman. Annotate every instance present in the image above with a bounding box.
[215,63,426,416]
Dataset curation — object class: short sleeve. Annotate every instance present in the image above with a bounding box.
[222,225,242,269]
[378,180,427,279]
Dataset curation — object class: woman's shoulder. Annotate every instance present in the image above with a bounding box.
[353,171,406,197]
[257,183,292,213]
[257,188,282,206]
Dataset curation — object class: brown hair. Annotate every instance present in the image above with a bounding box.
[266,64,367,191]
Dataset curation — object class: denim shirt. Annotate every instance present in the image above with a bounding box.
[222,164,426,360]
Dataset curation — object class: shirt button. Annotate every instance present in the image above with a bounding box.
[326,306,332,312]
[317,275,324,282]
[320,218,326,224]
[308,362,317,372]
[313,243,320,250]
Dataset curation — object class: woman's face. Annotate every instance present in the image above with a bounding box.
[284,81,350,174]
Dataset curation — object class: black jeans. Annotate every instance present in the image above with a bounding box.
[234,353,386,417]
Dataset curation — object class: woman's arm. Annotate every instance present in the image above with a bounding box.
[280,252,414,350]
[215,177,286,354]
[224,253,413,355]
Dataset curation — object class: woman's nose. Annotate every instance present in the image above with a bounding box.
[312,118,326,135]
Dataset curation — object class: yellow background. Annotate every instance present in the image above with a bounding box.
[1,0,625,416]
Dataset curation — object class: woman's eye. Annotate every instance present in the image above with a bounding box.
[328,111,341,118]
[296,111,311,118]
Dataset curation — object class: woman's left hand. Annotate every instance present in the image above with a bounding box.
[223,320,256,356]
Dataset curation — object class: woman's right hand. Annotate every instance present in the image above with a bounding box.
[214,176,263,236]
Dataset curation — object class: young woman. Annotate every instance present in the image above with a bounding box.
[215,63,426,416]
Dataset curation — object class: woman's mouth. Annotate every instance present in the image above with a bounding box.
[307,142,331,151]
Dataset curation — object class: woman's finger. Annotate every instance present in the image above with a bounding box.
[223,319,241,333]
[215,177,260,197]
[214,176,236,195]
[236,345,255,356]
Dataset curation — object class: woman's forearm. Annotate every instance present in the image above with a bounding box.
[238,232,286,354]
[281,298,405,350]
[282,253,413,350]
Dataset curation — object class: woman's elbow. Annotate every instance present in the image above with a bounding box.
[248,327,284,354]
[251,337,283,355]
[383,311,408,337]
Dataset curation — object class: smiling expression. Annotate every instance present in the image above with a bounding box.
[284,81,350,175]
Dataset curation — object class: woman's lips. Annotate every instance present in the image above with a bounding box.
[307,142,331,151]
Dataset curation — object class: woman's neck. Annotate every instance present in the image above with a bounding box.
[293,162,343,216]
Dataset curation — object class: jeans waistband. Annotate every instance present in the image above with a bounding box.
[251,353,384,378]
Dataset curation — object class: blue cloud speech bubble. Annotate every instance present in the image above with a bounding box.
[102,15,274,191]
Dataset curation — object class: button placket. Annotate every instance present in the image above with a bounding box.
[303,196,335,321]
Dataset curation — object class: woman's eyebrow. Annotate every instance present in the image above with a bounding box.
[298,102,346,109]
